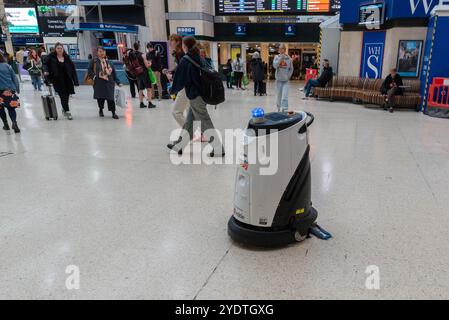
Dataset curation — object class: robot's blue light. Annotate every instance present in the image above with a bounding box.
[251,108,265,118]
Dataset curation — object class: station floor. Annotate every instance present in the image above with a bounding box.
[1,82,449,300]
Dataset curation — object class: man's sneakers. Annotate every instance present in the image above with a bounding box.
[167,142,183,155]
[140,102,157,109]
[63,111,73,120]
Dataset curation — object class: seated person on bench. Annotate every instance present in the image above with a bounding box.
[381,68,404,113]
[302,59,333,99]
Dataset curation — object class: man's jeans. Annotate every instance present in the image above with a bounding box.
[276,80,289,112]
[304,79,321,97]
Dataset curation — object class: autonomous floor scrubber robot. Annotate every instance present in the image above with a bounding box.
[228,109,331,247]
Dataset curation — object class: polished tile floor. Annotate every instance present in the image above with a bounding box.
[1,82,449,299]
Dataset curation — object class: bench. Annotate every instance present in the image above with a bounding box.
[313,76,422,109]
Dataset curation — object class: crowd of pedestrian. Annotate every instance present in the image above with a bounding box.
[1,38,342,141]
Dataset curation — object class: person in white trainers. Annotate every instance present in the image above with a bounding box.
[273,44,293,112]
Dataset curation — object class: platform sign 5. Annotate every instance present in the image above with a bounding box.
[360,31,386,79]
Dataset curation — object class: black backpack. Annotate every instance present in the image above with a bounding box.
[184,55,225,106]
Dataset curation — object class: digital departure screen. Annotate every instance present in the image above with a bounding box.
[359,3,384,26]
[216,0,341,15]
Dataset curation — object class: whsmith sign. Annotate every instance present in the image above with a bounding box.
[360,31,386,79]
[340,0,445,24]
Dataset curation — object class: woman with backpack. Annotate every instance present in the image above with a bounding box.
[44,43,79,120]
[167,36,224,157]
[25,49,42,91]
[88,46,121,119]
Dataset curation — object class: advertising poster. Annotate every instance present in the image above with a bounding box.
[397,40,423,78]
[5,7,39,34]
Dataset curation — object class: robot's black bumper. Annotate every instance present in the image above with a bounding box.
[228,207,318,247]
[228,216,297,247]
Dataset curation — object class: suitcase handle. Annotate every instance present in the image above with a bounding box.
[45,84,54,96]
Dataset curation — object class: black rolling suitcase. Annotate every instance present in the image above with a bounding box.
[41,85,58,120]
[259,82,267,96]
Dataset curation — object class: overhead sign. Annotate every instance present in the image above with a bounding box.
[77,0,136,5]
[359,3,385,26]
[235,24,247,36]
[177,27,195,36]
[216,0,340,15]
[40,17,77,36]
[69,22,138,33]
[360,31,386,79]
[12,36,44,46]
[285,24,296,36]
[5,7,39,34]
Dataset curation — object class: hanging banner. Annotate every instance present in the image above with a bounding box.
[360,31,386,79]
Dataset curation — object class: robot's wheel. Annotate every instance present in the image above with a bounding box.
[294,231,307,243]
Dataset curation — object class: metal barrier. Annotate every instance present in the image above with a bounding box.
[305,68,318,83]
[428,77,449,109]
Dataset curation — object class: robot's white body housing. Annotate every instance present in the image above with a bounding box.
[228,111,317,247]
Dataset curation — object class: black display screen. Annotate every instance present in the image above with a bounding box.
[359,2,385,26]
[215,0,341,15]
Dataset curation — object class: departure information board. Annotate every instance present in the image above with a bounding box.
[216,0,340,15]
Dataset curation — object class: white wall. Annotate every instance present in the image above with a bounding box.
[338,31,363,76]
[320,27,340,73]
[167,0,215,37]
[144,0,167,41]
[383,27,427,78]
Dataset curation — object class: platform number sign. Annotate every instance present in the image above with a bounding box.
[177,27,195,36]
[285,24,296,36]
[235,24,247,36]
[360,31,386,79]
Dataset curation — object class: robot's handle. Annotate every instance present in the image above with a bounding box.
[298,112,315,134]
[306,112,315,127]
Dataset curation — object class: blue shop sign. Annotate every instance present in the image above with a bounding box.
[340,0,443,25]
[177,27,195,36]
[360,31,386,79]
[69,22,138,33]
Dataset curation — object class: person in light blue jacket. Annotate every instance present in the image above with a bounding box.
[273,44,294,112]
[0,53,21,133]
